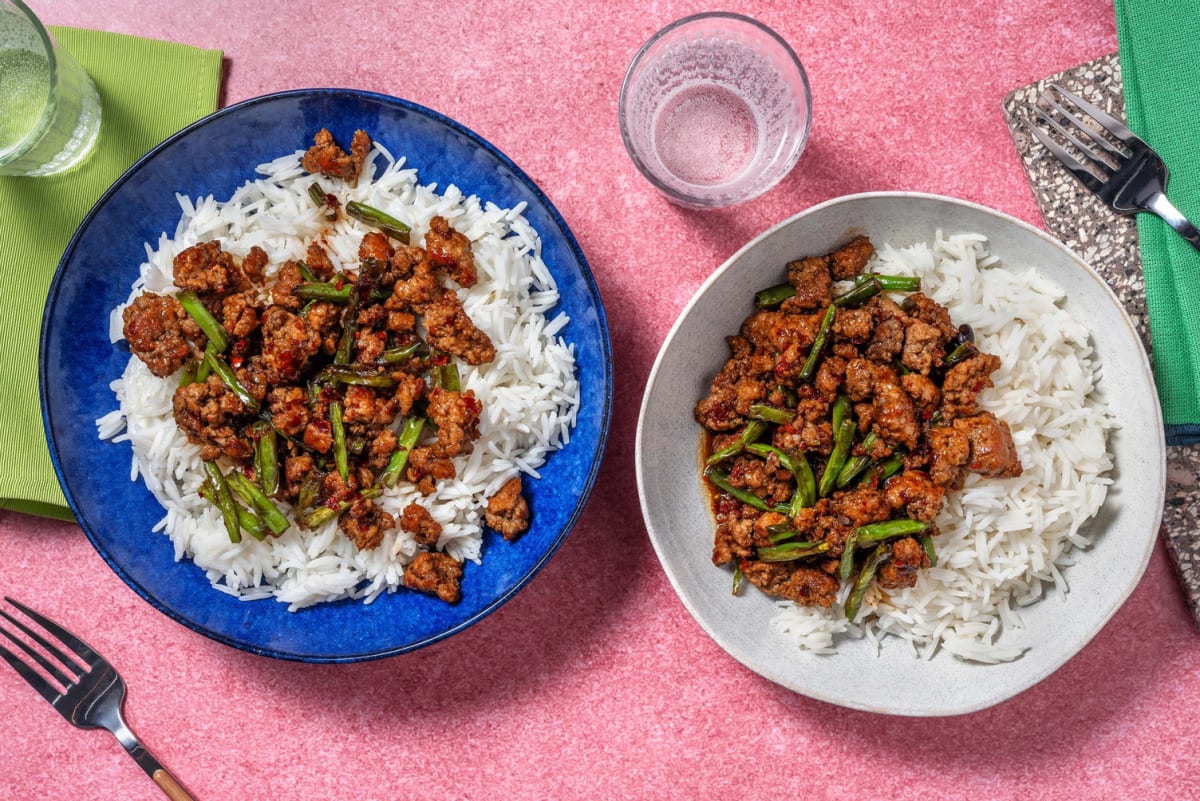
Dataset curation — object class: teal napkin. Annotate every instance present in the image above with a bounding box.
[1115,0,1200,445]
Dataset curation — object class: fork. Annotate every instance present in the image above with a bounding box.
[1026,83,1200,253]
[0,597,195,800]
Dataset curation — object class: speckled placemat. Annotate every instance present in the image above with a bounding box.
[1002,52,1200,629]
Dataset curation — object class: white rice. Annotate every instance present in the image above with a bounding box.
[770,231,1116,662]
[96,144,580,610]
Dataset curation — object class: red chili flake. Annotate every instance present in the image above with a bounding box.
[323,192,339,207]
[375,330,387,339]
[335,278,345,290]
[463,395,482,416]
[431,352,448,366]
[231,355,244,369]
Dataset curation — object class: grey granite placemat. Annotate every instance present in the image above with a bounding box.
[1002,52,1200,628]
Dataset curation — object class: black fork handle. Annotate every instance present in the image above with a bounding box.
[1146,192,1200,254]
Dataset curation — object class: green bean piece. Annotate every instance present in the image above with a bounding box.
[705,420,767,466]
[832,277,882,309]
[944,340,979,367]
[225,469,290,536]
[745,443,816,513]
[346,201,411,244]
[856,518,930,544]
[436,357,461,392]
[301,486,382,529]
[334,258,385,365]
[203,350,259,413]
[704,467,787,514]
[831,396,851,434]
[313,364,395,388]
[754,282,796,308]
[836,432,879,488]
[252,420,279,496]
[379,417,427,488]
[296,473,323,514]
[293,281,351,303]
[202,462,241,544]
[195,343,215,382]
[845,544,891,621]
[918,533,938,567]
[330,400,348,481]
[798,304,837,383]
[176,291,230,353]
[818,419,856,498]
[838,528,860,582]
[732,563,744,595]
[236,504,267,541]
[748,404,795,425]
[178,360,199,388]
[854,273,921,292]
[379,340,427,364]
[858,453,905,487]
[757,541,830,562]
[767,525,797,544]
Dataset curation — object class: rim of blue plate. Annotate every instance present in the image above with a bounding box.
[39,88,613,662]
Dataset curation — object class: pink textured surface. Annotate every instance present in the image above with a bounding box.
[4,1,1199,798]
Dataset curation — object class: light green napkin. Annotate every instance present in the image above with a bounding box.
[0,28,222,520]
[1115,0,1200,445]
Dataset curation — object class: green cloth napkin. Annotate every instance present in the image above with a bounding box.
[1115,0,1200,445]
[0,28,222,521]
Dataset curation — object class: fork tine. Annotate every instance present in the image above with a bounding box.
[1024,121,1105,194]
[0,640,62,705]
[5,597,100,667]
[1033,106,1116,168]
[0,607,87,678]
[1039,93,1126,160]
[1049,83,1139,144]
[0,616,76,687]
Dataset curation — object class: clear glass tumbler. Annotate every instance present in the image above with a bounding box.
[0,0,101,176]
[619,12,812,208]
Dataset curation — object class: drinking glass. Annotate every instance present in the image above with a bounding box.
[0,0,101,176]
[619,13,811,208]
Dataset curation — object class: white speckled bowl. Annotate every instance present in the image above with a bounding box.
[635,192,1166,716]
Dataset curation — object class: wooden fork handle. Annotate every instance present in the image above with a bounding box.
[152,768,195,801]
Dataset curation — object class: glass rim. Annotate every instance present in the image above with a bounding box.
[617,11,813,208]
[2,0,62,161]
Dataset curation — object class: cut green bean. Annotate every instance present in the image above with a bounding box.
[845,544,890,621]
[705,420,767,466]
[757,541,830,562]
[178,360,199,388]
[252,420,279,496]
[838,528,860,582]
[818,418,856,498]
[346,201,411,244]
[945,340,978,367]
[854,273,921,292]
[745,443,815,513]
[704,467,787,514]
[798,304,837,383]
[226,469,290,536]
[293,281,351,303]
[379,340,427,364]
[379,417,427,488]
[330,400,348,481]
[836,432,879,488]
[177,291,230,353]
[313,364,395,388]
[832,277,882,308]
[203,350,259,412]
[754,282,796,308]
[856,518,930,544]
[858,453,905,487]
[748,404,795,425]
[918,533,938,567]
[732,563,744,595]
[202,462,241,544]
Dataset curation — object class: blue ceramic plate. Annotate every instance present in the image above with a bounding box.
[40,89,612,662]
